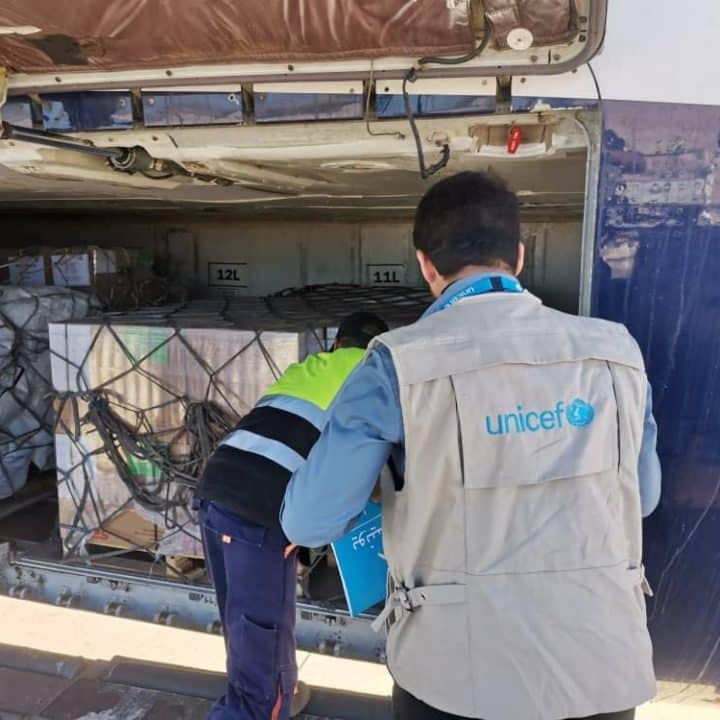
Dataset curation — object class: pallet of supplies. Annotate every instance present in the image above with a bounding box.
[49,306,326,562]
[48,286,430,577]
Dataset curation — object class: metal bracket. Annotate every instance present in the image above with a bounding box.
[0,67,7,110]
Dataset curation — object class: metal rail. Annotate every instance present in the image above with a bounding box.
[0,543,386,663]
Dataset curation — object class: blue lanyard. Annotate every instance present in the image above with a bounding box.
[438,275,524,310]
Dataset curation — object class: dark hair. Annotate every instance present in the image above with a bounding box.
[335,311,388,349]
[413,171,521,277]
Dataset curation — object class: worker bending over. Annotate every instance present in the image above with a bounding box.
[194,311,388,720]
[282,171,661,720]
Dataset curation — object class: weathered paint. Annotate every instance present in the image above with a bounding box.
[594,100,720,683]
[254,92,364,123]
[142,91,244,128]
[376,94,496,118]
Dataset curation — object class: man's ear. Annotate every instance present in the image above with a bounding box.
[516,242,525,276]
[416,249,444,297]
[416,249,434,284]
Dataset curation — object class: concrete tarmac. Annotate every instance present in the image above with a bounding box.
[0,596,717,719]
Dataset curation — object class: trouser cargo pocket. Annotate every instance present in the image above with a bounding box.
[230,614,279,701]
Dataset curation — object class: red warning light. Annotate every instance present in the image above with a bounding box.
[507,126,522,154]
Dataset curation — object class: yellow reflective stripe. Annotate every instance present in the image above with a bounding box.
[264,347,364,410]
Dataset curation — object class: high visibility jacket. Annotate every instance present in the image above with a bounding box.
[196,348,364,529]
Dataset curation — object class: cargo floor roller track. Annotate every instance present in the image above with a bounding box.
[0,542,387,665]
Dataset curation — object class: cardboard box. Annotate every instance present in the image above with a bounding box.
[2,247,167,310]
[2,247,126,285]
[7,255,46,286]
[50,321,321,423]
[88,509,164,554]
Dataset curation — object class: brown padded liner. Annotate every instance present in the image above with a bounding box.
[0,0,475,73]
[0,1,580,75]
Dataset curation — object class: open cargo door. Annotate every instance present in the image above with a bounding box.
[0,2,605,204]
[0,1,606,92]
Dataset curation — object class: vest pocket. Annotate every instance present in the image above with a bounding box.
[453,359,619,490]
[454,360,624,575]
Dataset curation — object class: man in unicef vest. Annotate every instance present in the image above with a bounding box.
[282,172,662,720]
[194,311,388,720]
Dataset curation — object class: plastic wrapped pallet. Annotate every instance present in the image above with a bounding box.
[0,286,97,499]
[49,311,327,560]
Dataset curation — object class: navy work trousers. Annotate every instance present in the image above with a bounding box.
[200,501,298,720]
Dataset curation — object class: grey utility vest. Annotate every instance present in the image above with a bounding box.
[371,290,656,720]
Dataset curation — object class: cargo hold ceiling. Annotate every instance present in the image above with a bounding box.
[0,105,592,217]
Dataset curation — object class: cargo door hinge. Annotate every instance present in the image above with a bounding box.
[0,67,7,110]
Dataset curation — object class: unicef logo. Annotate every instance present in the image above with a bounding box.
[485,400,596,435]
[566,399,595,427]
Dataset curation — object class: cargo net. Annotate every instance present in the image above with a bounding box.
[266,283,432,328]
[51,284,430,577]
[0,286,98,501]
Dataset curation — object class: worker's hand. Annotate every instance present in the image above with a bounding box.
[284,543,297,559]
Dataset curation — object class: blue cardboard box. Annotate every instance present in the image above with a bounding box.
[331,501,387,616]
